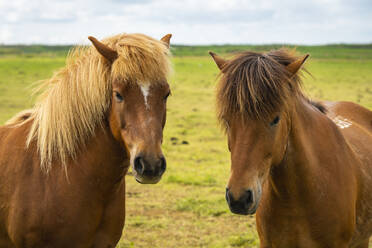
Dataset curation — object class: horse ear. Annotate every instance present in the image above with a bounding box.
[209,51,228,71]
[88,36,118,63]
[160,34,172,48]
[286,54,309,76]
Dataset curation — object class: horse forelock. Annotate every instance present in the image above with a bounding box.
[23,33,171,172]
[110,33,172,83]
[216,48,307,129]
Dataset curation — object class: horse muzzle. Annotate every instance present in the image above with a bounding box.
[132,155,166,184]
[225,187,261,215]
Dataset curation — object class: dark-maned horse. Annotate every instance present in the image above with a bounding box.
[210,49,372,247]
[0,33,172,247]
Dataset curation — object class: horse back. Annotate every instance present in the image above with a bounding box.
[323,101,372,133]
[323,101,372,158]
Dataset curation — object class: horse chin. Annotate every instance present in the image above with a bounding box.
[134,175,161,184]
[247,202,259,215]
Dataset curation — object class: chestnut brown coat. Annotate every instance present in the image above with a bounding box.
[210,49,372,248]
[0,33,172,247]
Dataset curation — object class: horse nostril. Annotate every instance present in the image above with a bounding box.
[134,156,166,178]
[225,188,231,204]
[243,190,253,208]
[159,157,166,175]
[134,156,144,175]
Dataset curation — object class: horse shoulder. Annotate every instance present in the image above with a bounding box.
[322,101,372,243]
[0,121,41,246]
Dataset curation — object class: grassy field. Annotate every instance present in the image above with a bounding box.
[0,44,371,247]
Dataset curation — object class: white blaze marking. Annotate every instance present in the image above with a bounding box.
[129,145,138,168]
[332,115,352,129]
[140,84,150,109]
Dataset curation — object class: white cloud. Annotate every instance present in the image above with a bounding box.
[0,25,12,43]
[0,0,371,44]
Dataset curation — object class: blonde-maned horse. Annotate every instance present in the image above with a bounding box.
[210,49,372,247]
[0,33,172,247]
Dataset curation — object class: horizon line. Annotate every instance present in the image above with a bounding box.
[1,42,372,47]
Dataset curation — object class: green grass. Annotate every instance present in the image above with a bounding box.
[0,57,65,121]
[0,45,371,247]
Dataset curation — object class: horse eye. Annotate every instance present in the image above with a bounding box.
[270,116,280,126]
[164,91,171,100]
[114,91,123,102]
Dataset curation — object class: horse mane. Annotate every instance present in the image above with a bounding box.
[216,48,323,127]
[309,100,327,114]
[12,33,171,171]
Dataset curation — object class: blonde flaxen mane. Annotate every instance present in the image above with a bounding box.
[9,33,171,171]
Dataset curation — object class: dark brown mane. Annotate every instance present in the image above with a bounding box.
[217,48,313,126]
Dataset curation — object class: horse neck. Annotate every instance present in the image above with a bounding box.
[268,98,355,200]
[65,121,129,191]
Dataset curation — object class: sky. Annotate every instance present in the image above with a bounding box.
[0,0,371,45]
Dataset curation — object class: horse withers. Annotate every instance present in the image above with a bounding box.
[0,33,172,247]
[210,49,372,247]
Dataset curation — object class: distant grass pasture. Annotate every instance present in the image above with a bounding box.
[0,44,371,247]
